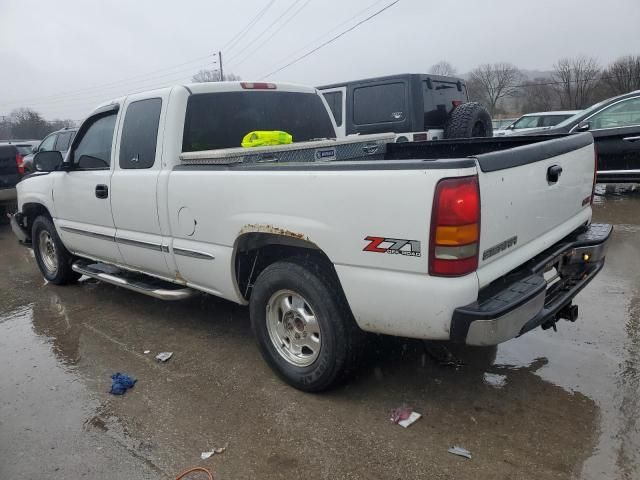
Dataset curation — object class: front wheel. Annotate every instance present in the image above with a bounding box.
[32,216,81,285]
[249,259,363,392]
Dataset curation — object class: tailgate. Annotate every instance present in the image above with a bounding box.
[475,133,595,287]
[0,145,20,190]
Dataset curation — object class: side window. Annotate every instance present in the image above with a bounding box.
[119,98,162,169]
[322,92,343,127]
[353,83,406,125]
[589,98,640,129]
[54,132,72,151]
[71,113,117,170]
[39,134,57,152]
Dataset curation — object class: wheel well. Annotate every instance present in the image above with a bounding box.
[20,203,51,240]
[234,233,339,300]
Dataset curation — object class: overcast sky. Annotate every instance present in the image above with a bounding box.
[1,0,638,121]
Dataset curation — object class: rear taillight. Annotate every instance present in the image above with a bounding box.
[591,145,598,205]
[240,82,276,90]
[429,176,480,276]
[16,153,24,175]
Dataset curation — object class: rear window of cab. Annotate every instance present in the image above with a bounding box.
[182,91,336,152]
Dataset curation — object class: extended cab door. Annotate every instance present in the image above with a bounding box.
[110,93,172,279]
[54,106,122,264]
[576,95,640,179]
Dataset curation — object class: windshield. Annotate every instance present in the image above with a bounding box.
[511,115,542,129]
[554,99,611,128]
[182,91,336,152]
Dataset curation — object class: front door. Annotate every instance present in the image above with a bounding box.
[584,95,640,179]
[54,108,123,264]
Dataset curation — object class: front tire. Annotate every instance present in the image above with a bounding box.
[32,216,81,285]
[249,259,363,392]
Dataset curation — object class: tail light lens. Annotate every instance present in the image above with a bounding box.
[16,153,24,175]
[240,82,276,90]
[429,176,480,276]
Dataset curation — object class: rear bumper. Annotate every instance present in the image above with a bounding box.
[597,169,640,183]
[451,223,612,346]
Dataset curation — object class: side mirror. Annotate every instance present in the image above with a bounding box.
[34,151,64,172]
[576,121,591,132]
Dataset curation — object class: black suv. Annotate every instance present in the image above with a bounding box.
[529,90,640,183]
[318,73,492,141]
[23,127,78,172]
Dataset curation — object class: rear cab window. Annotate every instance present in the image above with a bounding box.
[182,91,335,152]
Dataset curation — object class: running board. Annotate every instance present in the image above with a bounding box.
[72,261,195,301]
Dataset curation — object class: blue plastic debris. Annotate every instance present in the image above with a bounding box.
[109,372,137,395]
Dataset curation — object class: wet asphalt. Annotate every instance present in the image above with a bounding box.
[1,185,639,480]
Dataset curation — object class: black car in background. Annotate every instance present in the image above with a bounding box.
[0,144,23,223]
[22,127,77,172]
[532,90,640,183]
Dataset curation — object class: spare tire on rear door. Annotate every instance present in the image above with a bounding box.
[444,102,493,139]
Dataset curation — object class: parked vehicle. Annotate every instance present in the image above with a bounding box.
[23,127,77,172]
[318,73,493,141]
[0,144,25,223]
[0,139,40,156]
[12,81,610,392]
[494,111,580,136]
[524,91,640,183]
[492,118,517,133]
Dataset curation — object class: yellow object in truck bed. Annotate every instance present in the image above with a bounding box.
[241,130,293,148]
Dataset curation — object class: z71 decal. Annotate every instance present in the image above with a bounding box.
[363,236,421,257]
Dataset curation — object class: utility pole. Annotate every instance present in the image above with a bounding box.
[218,51,224,82]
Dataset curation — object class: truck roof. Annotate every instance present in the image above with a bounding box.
[318,73,466,90]
[92,81,319,118]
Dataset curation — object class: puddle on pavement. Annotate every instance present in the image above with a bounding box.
[0,186,639,478]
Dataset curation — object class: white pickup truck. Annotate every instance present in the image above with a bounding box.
[12,81,611,392]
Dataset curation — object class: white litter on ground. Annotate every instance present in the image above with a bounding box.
[143,350,150,354]
[448,446,472,459]
[155,352,173,362]
[398,411,422,428]
[200,446,226,460]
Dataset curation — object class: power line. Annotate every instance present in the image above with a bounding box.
[257,0,388,75]
[0,55,213,109]
[226,0,304,64]
[259,0,400,79]
[222,0,276,54]
[226,0,313,69]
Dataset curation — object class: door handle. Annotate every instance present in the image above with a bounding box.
[623,136,640,142]
[547,165,563,183]
[95,184,108,199]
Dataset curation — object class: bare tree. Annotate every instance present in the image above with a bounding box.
[429,61,457,76]
[552,56,601,109]
[601,55,640,96]
[519,78,559,113]
[192,69,241,83]
[10,108,49,139]
[468,63,523,115]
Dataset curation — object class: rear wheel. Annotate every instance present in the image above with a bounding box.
[249,259,364,392]
[32,216,81,285]
[445,102,493,139]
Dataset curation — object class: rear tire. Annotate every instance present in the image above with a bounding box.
[249,258,364,392]
[32,216,81,285]
[445,102,493,139]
